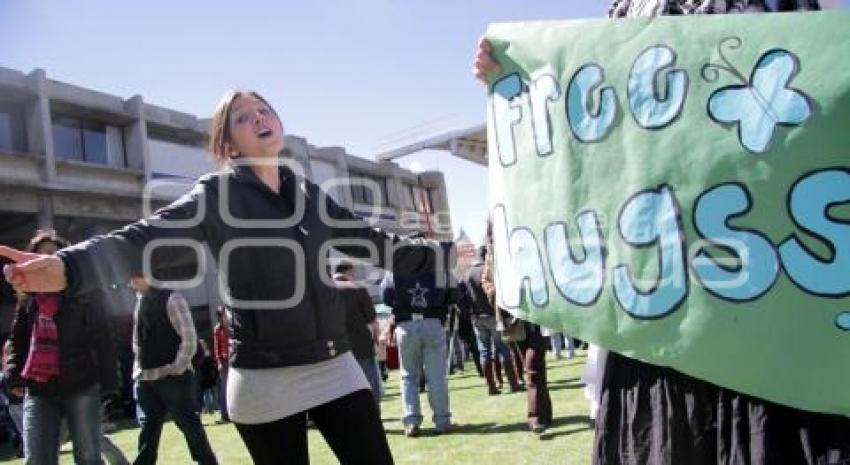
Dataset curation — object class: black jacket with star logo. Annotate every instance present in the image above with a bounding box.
[381,262,461,323]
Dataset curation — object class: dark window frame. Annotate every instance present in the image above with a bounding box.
[51,113,127,167]
[404,183,417,211]
[0,101,28,153]
[349,173,388,207]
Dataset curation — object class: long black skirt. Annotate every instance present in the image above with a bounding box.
[593,352,850,465]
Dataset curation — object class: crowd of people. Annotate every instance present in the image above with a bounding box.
[0,226,582,465]
[1,2,849,464]
[0,221,600,465]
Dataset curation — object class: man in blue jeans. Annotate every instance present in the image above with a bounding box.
[130,275,218,465]
[381,250,459,438]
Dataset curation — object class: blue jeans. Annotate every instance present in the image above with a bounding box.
[202,388,217,414]
[356,357,382,413]
[8,403,23,440]
[134,371,218,465]
[473,315,513,363]
[551,333,575,358]
[57,421,130,465]
[23,383,103,465]
[394,318,451,429]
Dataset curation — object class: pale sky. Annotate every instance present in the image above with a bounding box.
[1,1,845,244]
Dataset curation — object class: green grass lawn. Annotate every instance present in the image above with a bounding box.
[3,353,594,464]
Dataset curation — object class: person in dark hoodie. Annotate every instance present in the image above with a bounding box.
[6,230,119,465]
[0,90,452,465]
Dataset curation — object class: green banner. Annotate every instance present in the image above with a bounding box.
[485,11,850,417]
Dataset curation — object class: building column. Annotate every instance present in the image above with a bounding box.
[25,69,56,230]
[25,69,55,181]
[37,195,54,230]
[124,95,151,182]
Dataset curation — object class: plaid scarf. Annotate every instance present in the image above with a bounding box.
[21,294,61,383]
[609,0,820,17]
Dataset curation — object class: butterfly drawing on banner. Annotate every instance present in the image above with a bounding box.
[703,37,813,154]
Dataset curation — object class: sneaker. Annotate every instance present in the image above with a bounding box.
[404,425,420,438]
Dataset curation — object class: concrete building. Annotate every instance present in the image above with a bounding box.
[0,65,452,340]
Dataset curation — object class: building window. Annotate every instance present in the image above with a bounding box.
[350,174,387,206]
[350,183,372,205]
[52,114,126,167]
[0,102,26,153]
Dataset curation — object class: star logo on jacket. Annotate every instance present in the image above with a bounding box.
[407,282,430,309]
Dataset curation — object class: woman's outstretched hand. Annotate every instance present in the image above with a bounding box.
[474,36,502,84]
[0,246,67,293]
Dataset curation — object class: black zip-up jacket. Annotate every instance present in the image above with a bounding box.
[58,164,451,369]
[7,292,118,397]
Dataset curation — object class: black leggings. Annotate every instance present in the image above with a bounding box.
[234,389,394,465]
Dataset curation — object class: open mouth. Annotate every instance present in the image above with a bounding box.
[257,128,273,139]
